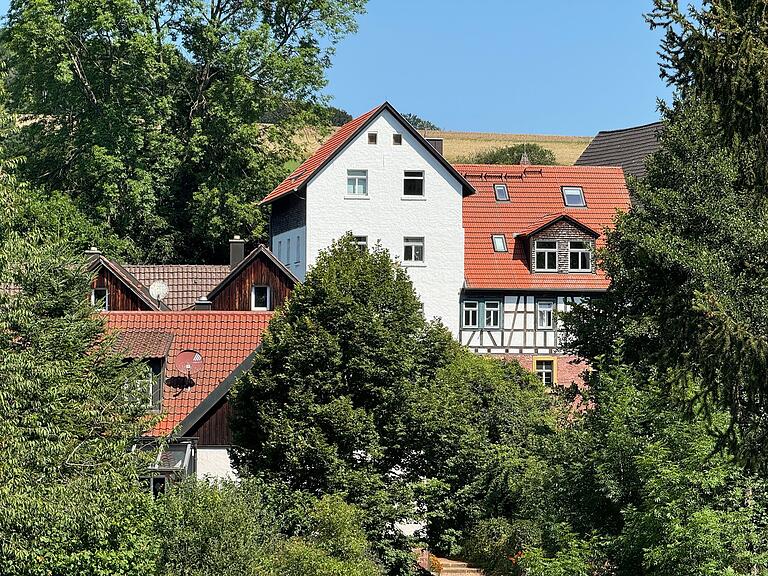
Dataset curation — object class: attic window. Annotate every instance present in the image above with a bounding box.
[367,132,377,145]
[494,184,509,201]
[91,288,108,311]
[492,235,507,252]
[393,134,402,145]
[251,285,271,311]
[562,186,586,207]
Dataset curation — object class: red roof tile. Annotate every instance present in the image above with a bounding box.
[105,311,272,436]
[114,330,174,358]
[457,164,630,291]
[124,265,230,310]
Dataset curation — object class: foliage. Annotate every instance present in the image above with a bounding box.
[460,143,557,165]
[3,0,366,263]
[230,234,458,574]
[326,105,353,126]
[402,113,440,131]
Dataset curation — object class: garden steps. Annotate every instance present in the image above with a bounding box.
[433,557,484,575]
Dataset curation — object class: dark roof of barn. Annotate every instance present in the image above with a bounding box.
[575,121,663,179]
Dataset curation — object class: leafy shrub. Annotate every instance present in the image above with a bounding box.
[461,144,556,165]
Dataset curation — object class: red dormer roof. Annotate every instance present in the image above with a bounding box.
[261,102,474,205]
[457,164,630,291]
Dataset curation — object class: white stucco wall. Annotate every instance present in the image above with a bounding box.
[304,110,465,336]
[196,447,237,480]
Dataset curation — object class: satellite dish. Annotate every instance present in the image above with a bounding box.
[175,349,203,376]
[149,280,169,302]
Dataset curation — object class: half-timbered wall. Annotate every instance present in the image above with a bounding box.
[92,268,153,311]
[459,293,585,354]
[210,255,294,311]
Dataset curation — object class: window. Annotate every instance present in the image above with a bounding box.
[403,171,425,197]
[346,169,368,196]
[286,237,291,264]
[494,183,509,201]
[91,287,108,311]
[569,241,591,271]
[534,240,558,271]
[393,133,402,145]
[403,237,424,263]
[463,301,478,328]
[251,285,271,311]
[536,300,554,329]
[353,235,368,251]
[143,360,163,411]
[277,240,282,261]
[535,359,555,386]
[492,234,507,252]
[562,186,586,207]
[294,235,300,264]
[484,301,501,329]
[367,132,377,145]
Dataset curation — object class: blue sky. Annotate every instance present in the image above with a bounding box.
[325,0,673,135]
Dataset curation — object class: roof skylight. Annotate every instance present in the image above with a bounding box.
[492,235,508,252]
[562,186,586,207]
[494,184,509,201]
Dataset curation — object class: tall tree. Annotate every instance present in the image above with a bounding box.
[4,0,366,262]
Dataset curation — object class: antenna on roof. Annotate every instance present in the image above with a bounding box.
[520,143,531,165]
[149,280,169,304]
[174,349,203,379]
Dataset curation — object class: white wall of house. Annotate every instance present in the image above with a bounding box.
[304,110,465,336]
[196,447,237,480]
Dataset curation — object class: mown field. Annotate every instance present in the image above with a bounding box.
[292,126,592,166]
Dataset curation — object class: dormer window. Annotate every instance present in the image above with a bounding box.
[534,240,557,271]
[251,285,271,311]
[91,287,108,311]
[563,186,586,207]
[569,241,592,271]
[367,132,377,145]
[494,184,509,202]
[492,235,507,252]
[142,360,163,412]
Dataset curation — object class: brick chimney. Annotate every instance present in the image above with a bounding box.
[229,236,245,270]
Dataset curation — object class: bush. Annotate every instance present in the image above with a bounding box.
[461,144,556,165]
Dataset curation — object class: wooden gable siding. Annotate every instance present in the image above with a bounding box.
[187,397,232,446]
[210,255,293,311]
[93,268,152,311]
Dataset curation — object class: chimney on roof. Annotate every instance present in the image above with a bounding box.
[84,246,101,255]
[519,149,531,165]
[425,137,444,156]
[229,235,245,270]
[194,297,212,311]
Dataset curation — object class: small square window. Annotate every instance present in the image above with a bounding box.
[367,132,377,145]
[563,186,586,207]
[494,184,509,201]
[353,235,368,251]
[251,285,271,310]
[403,236,424,263]
[463,301,478,328]
[404,171,424,197]
[569,241,592,271]
[347,169,368,196]
[91,287,108,311]
[492,235,507,252]
[484,301,501,329]
[393,134,402,145]
[536,300,554,330]
[535,359,555,386]
[534,240,558,271]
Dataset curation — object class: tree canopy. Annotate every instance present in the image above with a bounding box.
[402,113,440,131]
[461,143,557,165]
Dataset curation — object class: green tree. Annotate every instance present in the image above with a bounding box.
[4,0,366,263]
[402,113,440,131]
[230,234,457,575]
[461,143,557,165]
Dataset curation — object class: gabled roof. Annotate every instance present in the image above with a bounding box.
[87,253,169,311]
[105,311,272,436]
[575,121,663,179]
[261,102,475,204]
[207,244,298,301]
[124,264,230,310]
[517,214,600,239]
[457,164,630,291]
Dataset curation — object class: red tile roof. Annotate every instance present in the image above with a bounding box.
[114,330,174,359]
[457,164,630,291]
[124,265,230,310]
[105,311,272,436]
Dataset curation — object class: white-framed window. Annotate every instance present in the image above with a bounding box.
[91,287,108,311]
[143,360,163,412]
[484,301,501,329]
[367,132,377,145]
[492,234,507,252]
[403,236,424,263]
[294,235,300,264]
[569,241,592,271]
[403,171,425,197]
[353,235,368,251]
[346,169,368,196]
[393,133,402,145]
[463,301,478,328]
[535,358,555,386]
[536,300,554,329]
[251,285,271,311]
[562,186,586,207]
[534,240,558,271]
[494,183,509,201]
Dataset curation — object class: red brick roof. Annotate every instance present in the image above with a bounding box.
[124,265,230,310]
[105,311,272,436]
[457,164,630,291]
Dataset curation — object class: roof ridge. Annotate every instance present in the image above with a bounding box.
[593,121,663,135]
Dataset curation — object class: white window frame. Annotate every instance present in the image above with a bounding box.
[494,183,509,201]
[250,285,271,311]
[346,169,368,197]
[568,241,592,272]
[536,300,554,330]
[353,235,368,250]
[403,236,425,263]
[91,287,109,311]
[462,301,479,328]
[403,170,425,198]
[484,301,501,329]
[562,186,586,207]
[534,240,558,271]
[492,234,507,252]
[535,359,555,386]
